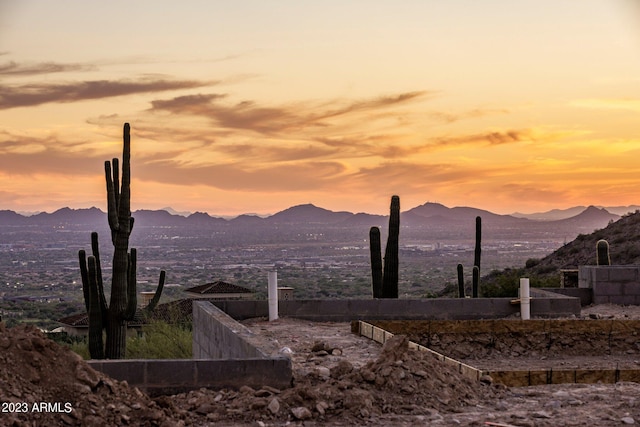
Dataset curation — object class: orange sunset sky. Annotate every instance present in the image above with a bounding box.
[1,1,640,216]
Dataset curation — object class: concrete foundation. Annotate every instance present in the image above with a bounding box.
[579,266,640,305]
[85,287,611,394]
[212,292,581,321]
[88,302,292,396]
[359,319,640,387]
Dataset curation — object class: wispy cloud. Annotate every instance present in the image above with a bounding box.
[430,129,536,148]
[149,91,429,135]
[570,98,640,113]
[0,60,97,76]
[426,107,509,124]
[136,159,346,191]
[0,78,211,110]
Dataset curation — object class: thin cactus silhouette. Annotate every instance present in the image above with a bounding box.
[382,195,400,298]
[369,195,400,298]
[457,263,465,298]
[369,226,383,298]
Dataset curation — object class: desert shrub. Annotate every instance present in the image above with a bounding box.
[481,269,524,298]
[69,340,90,359]
[67,320,192,360]
[525,258,540,268]
[535,264,557,275]
[126,321,192,359]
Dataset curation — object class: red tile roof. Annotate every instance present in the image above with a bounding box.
[184,280,253,295]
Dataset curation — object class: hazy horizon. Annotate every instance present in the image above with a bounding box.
[2,1,640,216]
[4,200,638,219]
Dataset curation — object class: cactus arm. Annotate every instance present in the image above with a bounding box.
[123,248,138,321]
[369,227,383,298]
[118,123,131,231]
[89,231,108,315]
[457,263,465,298]
[105,161,119,234]
[112,157,120,213]
[79,250,90,313]
[87,256,105,359]
[144,270,166,314]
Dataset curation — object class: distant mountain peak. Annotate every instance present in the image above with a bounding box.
[161,207,192,217]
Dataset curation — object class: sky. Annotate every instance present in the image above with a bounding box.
[1,0,640,216]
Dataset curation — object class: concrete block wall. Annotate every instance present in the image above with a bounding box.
[212,294,581,322]
[192,301,280,359]
[579,266,640,305]
[87,301,292,396]
[88,357,291,397]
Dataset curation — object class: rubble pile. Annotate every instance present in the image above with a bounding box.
[169,335,502,425]
[0,324,177,426]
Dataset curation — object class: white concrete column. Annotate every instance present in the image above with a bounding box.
[268,270,278,321]
[520,278,530,320]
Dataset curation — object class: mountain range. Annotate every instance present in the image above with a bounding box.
[0,203,627,239]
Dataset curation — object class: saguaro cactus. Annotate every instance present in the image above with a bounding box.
[472,265,479,298]
[381,195,400,298]
[369,227,383,298]
[369,195,400,298]
[596,239,611,266]
[456,263,465,298]
[78,123,165,359]
[474,216,482,273]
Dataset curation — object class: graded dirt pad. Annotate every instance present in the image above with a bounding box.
[371,317,640,373]
[3,305,640,426]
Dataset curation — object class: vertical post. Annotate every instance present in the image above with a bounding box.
[268,270,278,321]
[520,278,530,320]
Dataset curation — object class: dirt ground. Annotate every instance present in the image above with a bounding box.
[3,304,640,426]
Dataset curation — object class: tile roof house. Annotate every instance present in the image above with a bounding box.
[57,299,196,337]
[184,281,254,300]
[57,281,253,336]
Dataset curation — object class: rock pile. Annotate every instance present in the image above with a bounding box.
[0,324,176,426]
[169,334,503,425]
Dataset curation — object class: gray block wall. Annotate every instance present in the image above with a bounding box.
[192,301,280,359]
[88,357,291,397]
[579,266,640,305]
[212,294,581,321]
[88,301,292,396]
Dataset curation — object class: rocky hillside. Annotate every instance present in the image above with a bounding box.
[527,209,640,272]
[472,210,640,296]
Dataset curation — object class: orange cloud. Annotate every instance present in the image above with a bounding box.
[148,91,429,135]
[0,60,96,76]
[0,78,211,109]
[136,159,346,191]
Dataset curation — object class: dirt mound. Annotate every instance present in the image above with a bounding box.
[169,335,503,425]
[0,324,174,426]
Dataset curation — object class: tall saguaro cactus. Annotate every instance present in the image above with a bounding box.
[78,123,165,359]
[456,263,465,298]
[474,216,482,273]
[369,227,383,298]
[454,215,482,299]
[369,195,400,298]
[382,195,400,298]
